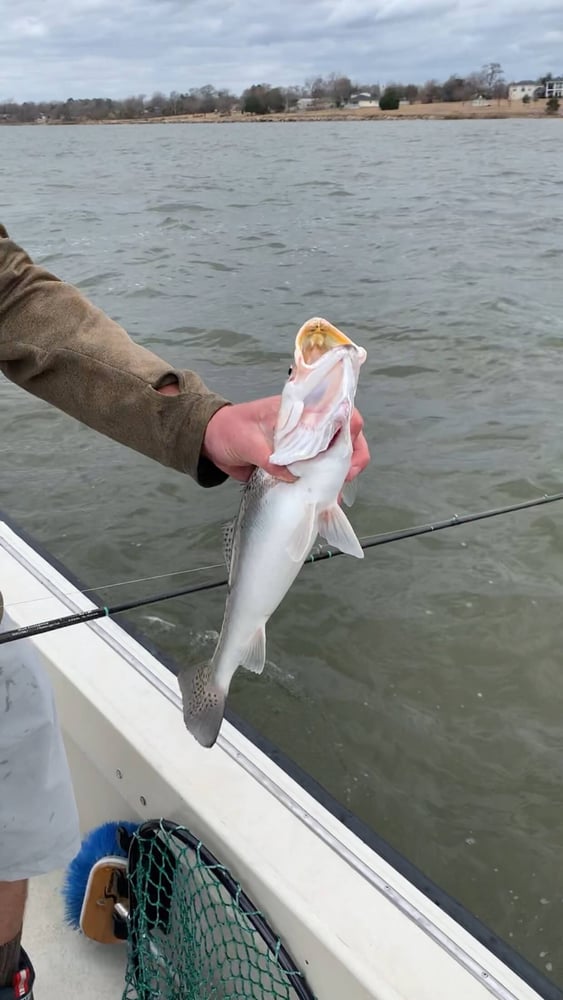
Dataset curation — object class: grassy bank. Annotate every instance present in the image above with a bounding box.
[1,98,559,126]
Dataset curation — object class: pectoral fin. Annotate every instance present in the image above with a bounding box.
[286,505,318,562]
[318,505,364,559]
[341,478,358,508]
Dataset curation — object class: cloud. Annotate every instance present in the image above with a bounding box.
[0,0,561,101]
[8,16,48,39]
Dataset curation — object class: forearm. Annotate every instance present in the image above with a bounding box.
[0,224,229,485]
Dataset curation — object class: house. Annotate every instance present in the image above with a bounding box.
[472,94,491,107]
[508,81,541,101]
[296,97,315,110]
[347,92,379,108]
[545,78,563,99]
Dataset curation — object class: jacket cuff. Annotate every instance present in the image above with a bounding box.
[166,379,231,486]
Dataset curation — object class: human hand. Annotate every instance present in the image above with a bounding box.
[202,396,370,484]
[346,407,370,483]
[201,398,294,482]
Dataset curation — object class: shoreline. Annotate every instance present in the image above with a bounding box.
[1,100,559,127]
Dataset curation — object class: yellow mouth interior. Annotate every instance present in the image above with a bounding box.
[296,317,352,365]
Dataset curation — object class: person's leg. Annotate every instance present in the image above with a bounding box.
[0,879,27,942]
[0,608,81,998]
[0,880,34,998]
[0,880,27,985]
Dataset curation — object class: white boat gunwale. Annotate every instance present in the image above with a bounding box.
[1,509,560,1000]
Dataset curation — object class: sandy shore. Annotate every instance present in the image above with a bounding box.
[2,98,560,126]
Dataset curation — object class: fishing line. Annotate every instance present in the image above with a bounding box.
[2,490,563,646]
[3,562,225,611]
[0,578,228,645]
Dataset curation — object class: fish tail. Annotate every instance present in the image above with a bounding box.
[177,660,226,749]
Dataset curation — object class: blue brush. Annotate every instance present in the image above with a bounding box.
[62,820,139,928]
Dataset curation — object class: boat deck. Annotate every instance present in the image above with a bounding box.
[26,869,126,999]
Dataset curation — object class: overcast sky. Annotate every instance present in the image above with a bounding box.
[1,0,561,102]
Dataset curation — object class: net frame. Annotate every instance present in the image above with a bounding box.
[123,818,316,1000]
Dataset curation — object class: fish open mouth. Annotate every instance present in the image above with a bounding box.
[295,317,354,366]
[271,318,366,467]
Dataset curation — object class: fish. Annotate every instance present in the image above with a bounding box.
[178,317,367,748]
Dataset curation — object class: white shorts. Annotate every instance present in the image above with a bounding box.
[0,613,81,881]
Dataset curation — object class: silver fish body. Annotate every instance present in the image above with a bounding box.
[178,320,367,748]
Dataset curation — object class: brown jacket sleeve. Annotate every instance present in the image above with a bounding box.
[0,224,230,486]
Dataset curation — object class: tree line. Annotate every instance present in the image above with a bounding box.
[0,65,559,123]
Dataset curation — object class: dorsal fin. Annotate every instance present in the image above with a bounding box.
[222,519,236,578]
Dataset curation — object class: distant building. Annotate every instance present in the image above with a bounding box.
[472,95,491,107]
[296,97,315,110]
[545,79,563,99]
[508,81,541,101]
[347,92,379,108]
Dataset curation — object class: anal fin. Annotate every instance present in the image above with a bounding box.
[239,626,266,674]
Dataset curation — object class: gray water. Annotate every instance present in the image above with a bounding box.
[2,120,563,986]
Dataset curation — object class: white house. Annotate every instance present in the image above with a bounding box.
[296,97,315,110]
[508,81,540,101]
[545,78,563,98]
[347,92,379,108]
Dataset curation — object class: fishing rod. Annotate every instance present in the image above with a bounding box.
[311,489,563,560]
[2,489,563,646]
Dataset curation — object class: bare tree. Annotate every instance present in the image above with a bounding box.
[329,74,353,107]
[420,79,442,103]
[482,62,504,100]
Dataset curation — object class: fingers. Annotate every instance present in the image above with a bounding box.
[219,461,296,484]
[345,429,370,482]
[263,462,297,483]
[346,408,370,482]
[247,429,297,482]
[223,463,255,483]
[226,429,296,483]
[350,407,364,441]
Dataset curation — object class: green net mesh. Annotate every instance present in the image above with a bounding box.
[122,820,315,1000]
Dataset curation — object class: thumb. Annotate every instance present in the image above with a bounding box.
[256,439,296,483]
[263,460,297,483]
[245,434,295,482]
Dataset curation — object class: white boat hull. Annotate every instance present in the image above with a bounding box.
[0,517,556,1000]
